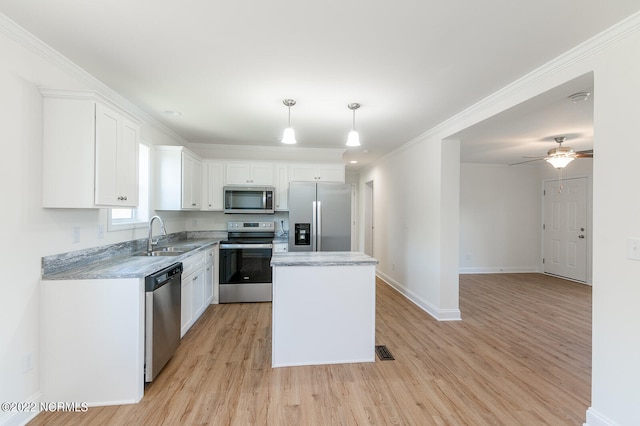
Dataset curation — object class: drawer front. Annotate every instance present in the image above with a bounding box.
[182,252,205,274]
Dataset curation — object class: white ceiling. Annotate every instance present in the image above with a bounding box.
[1,1,639,169]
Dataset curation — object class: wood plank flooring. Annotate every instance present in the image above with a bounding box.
[29,273,591,425]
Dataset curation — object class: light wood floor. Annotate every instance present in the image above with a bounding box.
[30,273,591,425]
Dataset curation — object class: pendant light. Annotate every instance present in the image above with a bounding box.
[281,99,297,144]
[346,103,361,147]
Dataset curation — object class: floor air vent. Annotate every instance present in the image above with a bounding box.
[375,345,395,361]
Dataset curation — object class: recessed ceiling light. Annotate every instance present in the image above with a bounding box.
[163,110,182,116]
[350,160,358,164]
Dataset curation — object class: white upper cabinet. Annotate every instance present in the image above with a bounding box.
[202,160,224,210]
[181,150,202,209]
[288,163,345,182]
[225,161,274,185]
[154,146,202,210]
[41,90,140,208]
[275,164,289,211]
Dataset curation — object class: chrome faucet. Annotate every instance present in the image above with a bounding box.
[147,215,167,252]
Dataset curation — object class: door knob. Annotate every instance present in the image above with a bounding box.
[579,235,585,239]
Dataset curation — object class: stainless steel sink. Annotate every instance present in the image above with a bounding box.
[137,247,188,257]
[135,244,197,257]
[142,251,185,257]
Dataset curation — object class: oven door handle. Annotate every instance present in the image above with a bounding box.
[220,243,273,249]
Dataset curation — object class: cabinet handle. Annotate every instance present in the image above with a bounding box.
[193,276,198,281]
[192,203,196,206]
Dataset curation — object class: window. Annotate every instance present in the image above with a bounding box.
[108,143,150,230]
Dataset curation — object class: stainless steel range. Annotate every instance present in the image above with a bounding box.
[219,221,274,303]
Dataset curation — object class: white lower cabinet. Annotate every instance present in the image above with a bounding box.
[180,274,193,338]
[204,246,216,304]
[40,278,145,404]
[180,251,205,337]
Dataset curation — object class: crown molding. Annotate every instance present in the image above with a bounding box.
[0,12,188,145]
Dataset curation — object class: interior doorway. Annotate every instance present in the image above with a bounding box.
[543,176,588,282]
[364,180,374,256]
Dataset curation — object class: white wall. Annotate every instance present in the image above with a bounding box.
[359,136,461,320]
[459,163,543,274]
[588,28,640,425]
[459,159,594,280]
[0,19,189,426]
[358,13,640,425]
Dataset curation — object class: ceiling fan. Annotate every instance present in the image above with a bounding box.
[510,136,594,168]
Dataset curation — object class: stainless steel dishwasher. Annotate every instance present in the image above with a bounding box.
[145,262,183,382]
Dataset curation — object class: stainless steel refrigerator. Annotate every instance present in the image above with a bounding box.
[288,182,352,252]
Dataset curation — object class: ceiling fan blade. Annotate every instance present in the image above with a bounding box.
[509,158,544,166]
[575,149,593,158]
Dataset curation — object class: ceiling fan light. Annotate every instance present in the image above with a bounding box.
[281,127,297,144]
[546,156,575,169]
[346,130,360,147]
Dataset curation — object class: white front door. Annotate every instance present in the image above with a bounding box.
[543,177,588,282]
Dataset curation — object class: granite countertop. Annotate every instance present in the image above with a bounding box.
[270,251,378,267]
[42,232,225,281]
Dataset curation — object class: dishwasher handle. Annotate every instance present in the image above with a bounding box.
[145,262,183,292]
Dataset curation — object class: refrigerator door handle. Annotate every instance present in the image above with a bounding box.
[317,201,322,251]
[312,201,317,251]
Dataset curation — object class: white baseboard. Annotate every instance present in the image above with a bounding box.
[0,392,41,426]
[584,407,618,426]
[459,266,541,274]
[376,272,461,321]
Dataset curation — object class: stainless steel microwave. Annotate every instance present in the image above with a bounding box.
[224,186,275,214]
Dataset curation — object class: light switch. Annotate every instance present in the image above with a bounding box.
[627,238,640,261]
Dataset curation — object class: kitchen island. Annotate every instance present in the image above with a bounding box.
[270,251,378,367]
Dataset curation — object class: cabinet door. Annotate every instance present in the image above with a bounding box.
[118,118,139,205]
[181,152,202,209]
[94,103,122,205]
[203,161,224,210]
[204,261,214,305]
[191,158,202,208]
[316,164,345,182]
[181,273,193,338]
[289,164,318,182]
[250,163,274,185]
[95,104,139,206]
[275,164,288,210]
[225,162,252,184]
[225,162,273,185]
[192,270,205,320]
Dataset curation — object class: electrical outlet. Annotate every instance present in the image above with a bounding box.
[97,224,104,239]
[72,226,80,244]
[392,263,395,271]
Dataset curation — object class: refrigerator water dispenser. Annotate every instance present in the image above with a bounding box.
[294,223,311,245]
